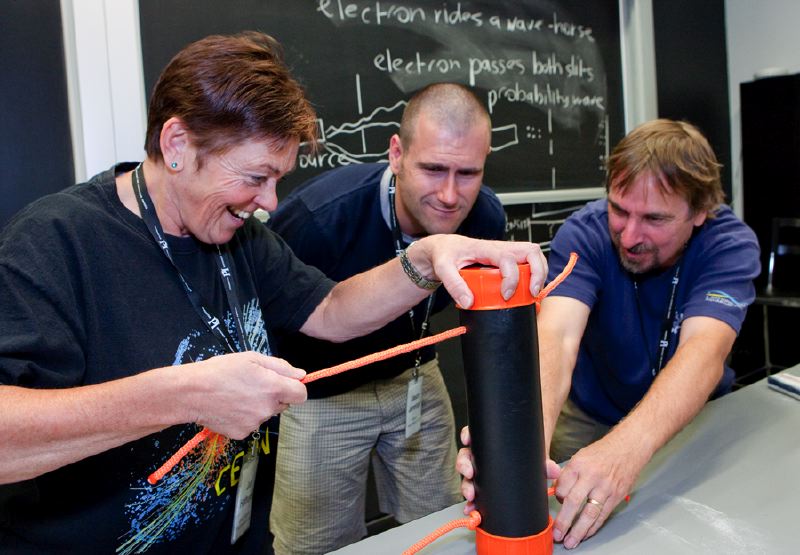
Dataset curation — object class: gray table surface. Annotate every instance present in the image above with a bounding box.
[331,366,800,554]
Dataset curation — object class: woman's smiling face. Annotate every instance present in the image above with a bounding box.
[163,137,298,244]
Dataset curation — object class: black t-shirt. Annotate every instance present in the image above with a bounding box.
[268,163,505,398]
[0,164,334,554]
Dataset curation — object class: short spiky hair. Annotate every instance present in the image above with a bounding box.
[606,119,725,215]
[398,83,491,147]
[144,31,317,166]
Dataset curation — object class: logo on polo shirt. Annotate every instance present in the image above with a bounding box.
[705,290,746,308]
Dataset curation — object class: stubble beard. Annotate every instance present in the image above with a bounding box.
[615,239,660,274]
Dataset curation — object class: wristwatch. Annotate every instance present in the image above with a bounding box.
[399,242,442,291]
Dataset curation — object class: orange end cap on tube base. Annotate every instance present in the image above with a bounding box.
[475,516,554,555]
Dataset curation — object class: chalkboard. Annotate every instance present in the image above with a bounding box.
[1,0,74,228]
[139,0,623,197]
[504,200,587,249]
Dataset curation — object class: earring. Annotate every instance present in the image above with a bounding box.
[170,162,178,169]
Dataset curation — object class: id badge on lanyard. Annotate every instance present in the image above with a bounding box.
[231,434,261,543]
[388,175,434,439]
[405,372,423,438]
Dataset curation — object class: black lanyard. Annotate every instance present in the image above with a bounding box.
[387,175,435,376]
[132,163,266,355]
[633,264,681,377]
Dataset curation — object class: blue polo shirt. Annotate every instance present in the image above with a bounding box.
[547,199,760,425]
[268,163,506,398]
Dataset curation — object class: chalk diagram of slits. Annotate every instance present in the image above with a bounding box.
[299,73,519,169]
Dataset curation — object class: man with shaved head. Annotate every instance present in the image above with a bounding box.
[267,83,505,555]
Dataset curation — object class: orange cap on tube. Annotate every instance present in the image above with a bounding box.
[458,263,534,310]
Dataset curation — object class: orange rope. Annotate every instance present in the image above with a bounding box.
[402,489,558,555]
[146,326,467,484]
[533,252,578,310]
[147,428,213,485]
[402,510,482,555]
[147,254,579,485]
[301,326,467,384]
[402,481,625,555]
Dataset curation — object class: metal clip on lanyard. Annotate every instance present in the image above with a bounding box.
[132,163,264,355]
[633,264,681,377]
[387,175,435,380]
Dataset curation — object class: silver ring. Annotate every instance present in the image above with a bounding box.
[586,497,604,509]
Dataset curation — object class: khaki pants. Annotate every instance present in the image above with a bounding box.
[270,359,461,555]
[550,397,611,463]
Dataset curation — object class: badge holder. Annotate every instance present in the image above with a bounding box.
[405,364,423,438]
[230,432,261,544]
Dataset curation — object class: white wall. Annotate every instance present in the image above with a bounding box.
[726,0,800,217]
[61,0,146,181]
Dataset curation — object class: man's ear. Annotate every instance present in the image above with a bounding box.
[692,209,708,227]
[388,134,404,175]
[160,117,191,171]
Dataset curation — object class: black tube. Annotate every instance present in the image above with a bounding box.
[459,304,549,537]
